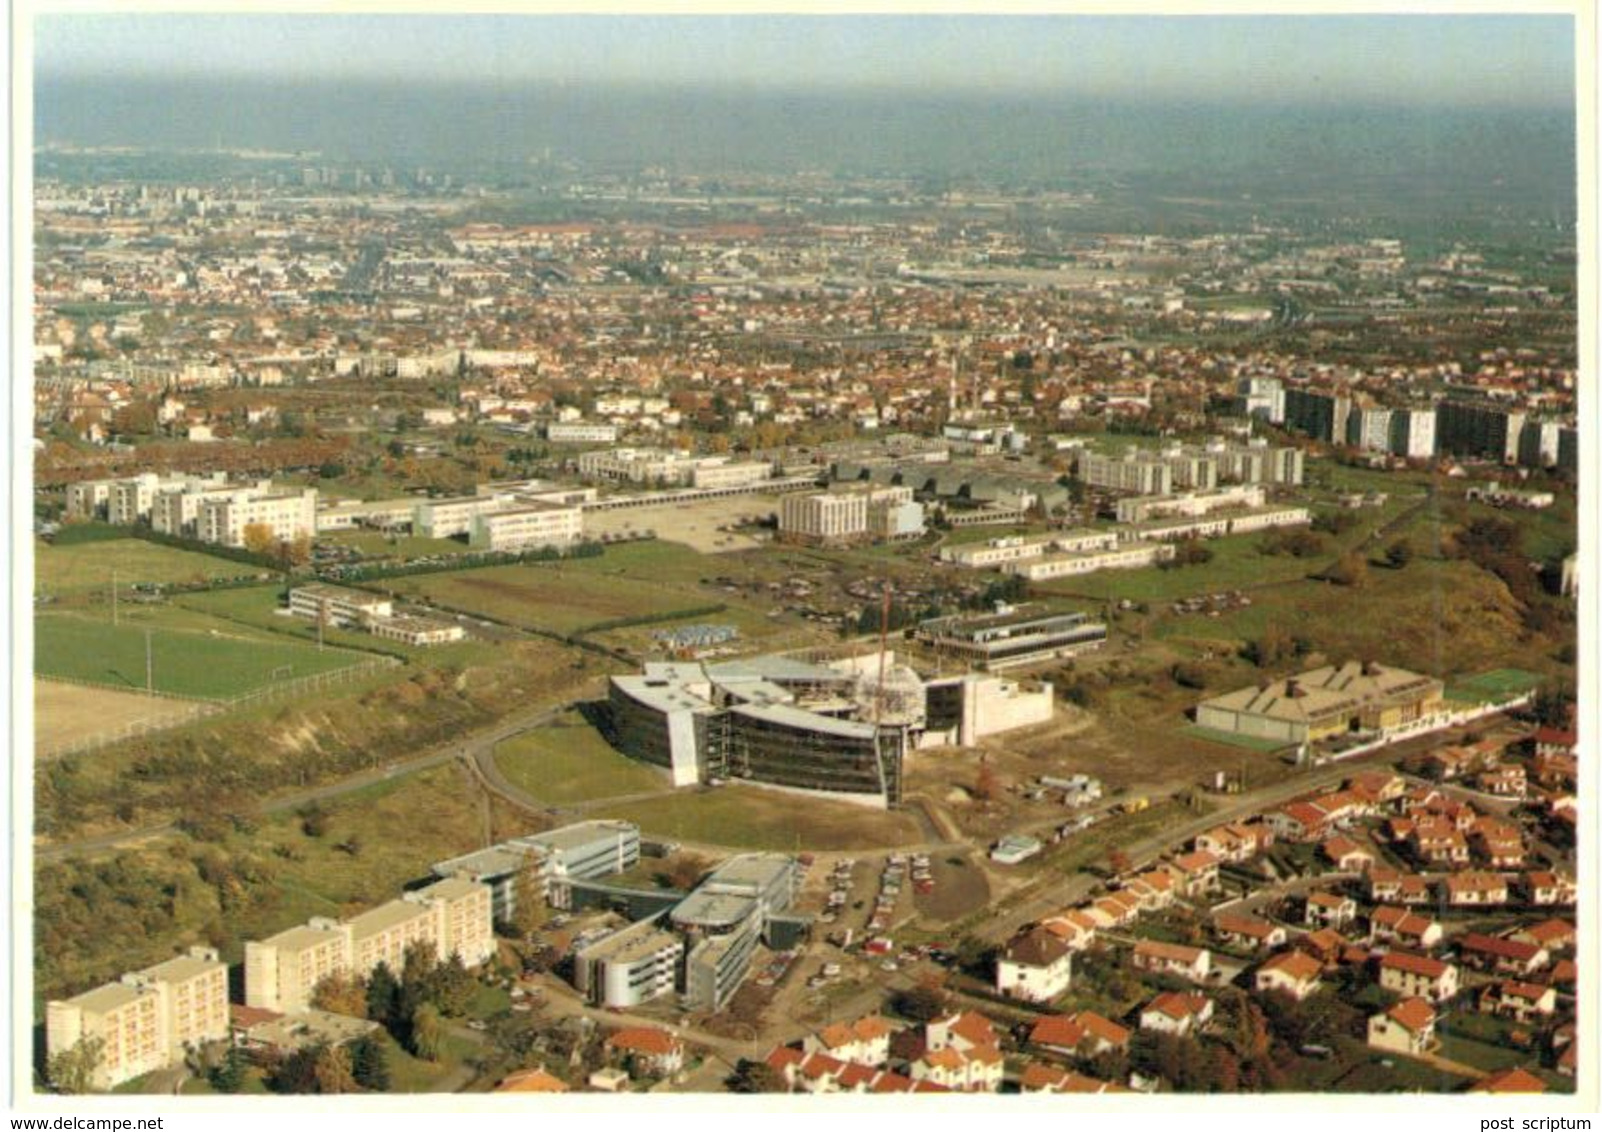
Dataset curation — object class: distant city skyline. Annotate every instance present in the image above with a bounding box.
[35,12,1576,108]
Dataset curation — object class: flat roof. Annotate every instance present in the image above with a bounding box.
[347,898,432,940]
[526,820,638,855]
[707,656,848,683]
[731,701,879,740]
[612,674,719,716]
[577,917,682,964]
[60,981,151,1015]
[257,922,346,952]
[138,953,221,984]
[432,844,534,880]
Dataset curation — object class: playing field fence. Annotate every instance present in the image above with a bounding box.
[35,657,400,759]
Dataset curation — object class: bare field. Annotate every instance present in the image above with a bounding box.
[583,495,781,554]
[34,679,210,756]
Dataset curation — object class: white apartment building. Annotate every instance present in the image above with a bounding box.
[199,488,317,548]
[1007,541,1175,581]
[287,583,394,627]
[47,947,230,1091]
[1116,484,1265,524]
[65,479,114,521]
[1389,409,1438,460]
[780,491,869,545]
[578,447,698,485]
[413,494,504,539]
[468,502,585,552]
[151,481,241,538]
[245,877,494,1014]
[941,529,1119,569]
[1078,451,1173,495]
[690,459,772,491]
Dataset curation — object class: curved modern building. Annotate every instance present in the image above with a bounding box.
[607,655,908,807]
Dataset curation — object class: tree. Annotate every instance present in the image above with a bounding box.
[349,1034,391,1092]
[312,1043,358,1094]
[311,970,368,1019]
[410,1004,444,1062]
[892,984,950,1023]
[662,853,711,891]
[298,801,330,838]
[508,854,547,937]
[727,1058,789,1093]
[242,522,277,556]
[1325,552,1368,588]
[973,761,999,802]
[1172,662,1209,690]
[1384,538,1414,569]
[209,1043,247,1094]
[366,961,402,1031]
[432,954,476,1018]
[47,1035,105,1094]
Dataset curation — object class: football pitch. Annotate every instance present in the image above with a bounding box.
[35,614,367,699]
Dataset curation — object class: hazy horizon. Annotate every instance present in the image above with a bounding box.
[34,13,1576,108]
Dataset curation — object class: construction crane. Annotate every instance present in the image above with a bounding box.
[875,582,891,725]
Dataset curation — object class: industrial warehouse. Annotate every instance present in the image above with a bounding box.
[605,649,1056,808]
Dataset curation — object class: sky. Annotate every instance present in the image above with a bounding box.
[32,12,1576,107]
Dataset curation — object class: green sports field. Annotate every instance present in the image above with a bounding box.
[34,537,265,596]
[35,614,368,699]
[1446,668,1546,704]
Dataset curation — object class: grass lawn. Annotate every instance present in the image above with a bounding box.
[34,536,268,596]
[493,711,669,804]
[1332,1053,1474,1093]
[383,1031,480,1093]
[596,783,924,851]
[387,558,727,636]
[1155,557,1562,684]
[34,611,368,699]
[173,584,501,666]
[1034,534,1323,605]
[1179,724,1291,752]
[1433,1032,1526,1073]
[1446,668,1547,703]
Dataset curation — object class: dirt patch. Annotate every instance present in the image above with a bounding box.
[912,852,990,924]
[34,679,210,757]
[584,495,781,554]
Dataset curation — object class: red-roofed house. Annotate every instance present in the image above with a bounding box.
[1254,950,1324,1001]
[1304,890,1358,929]
[1524,871,1576,906]
[605,1027,685,1078]
[1479,980,1557,1023]
[1367,998,1437,1056]
[1470,1067,1548,1094]
[1368,905,1443,950]
[1368,867,1432,905]
[1213,912,1287,952]
[1507,919,1575,952]
[1139,992,1214,1038]
[1168,850,1221,897]
[1131,939,1212,982]
[802,1015,894,1067]
[1378,951,1460,1002]
[1458,933,1549,978]
[1444,871,1510,907]
[1321,835,1375,873]
[1019,1063,1130,1094]
[1028,1011,1130,1059]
